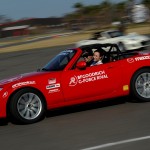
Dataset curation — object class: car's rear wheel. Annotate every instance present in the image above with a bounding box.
[130,68,150,102]
[9,88,45,124]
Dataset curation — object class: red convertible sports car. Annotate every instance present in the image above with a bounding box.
[0,44,150,124]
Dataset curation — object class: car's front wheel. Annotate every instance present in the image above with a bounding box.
[9,88,46,124]
[130,68,150,102]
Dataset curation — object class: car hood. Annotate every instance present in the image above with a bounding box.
[120,33,149,41]
[0,71,46,86]
[76,33,149,46]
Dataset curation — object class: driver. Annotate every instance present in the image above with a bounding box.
[82,49,94,67]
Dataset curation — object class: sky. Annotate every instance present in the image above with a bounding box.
[0,0,141,20]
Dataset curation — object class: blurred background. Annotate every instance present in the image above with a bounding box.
[0,0,149,39]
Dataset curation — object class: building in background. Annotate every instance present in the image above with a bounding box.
[0,17,64,38]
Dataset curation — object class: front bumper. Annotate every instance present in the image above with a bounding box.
[0,91,9,118]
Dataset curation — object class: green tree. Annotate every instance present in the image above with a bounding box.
[73,2,84,14]
[64,0,130,30]
[142,0,150,8]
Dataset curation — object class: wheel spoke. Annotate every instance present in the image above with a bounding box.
[18,104,25,111]
[137,86,144,94]
[21,108,27,117]
[30,110,35,117]
[25,109,30,118]
[142,90,148,97]
[31,107,38,113]
[32,103,39,107]
[18,99,26,105]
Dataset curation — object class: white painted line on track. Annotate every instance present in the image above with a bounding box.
[26,31,79,42]
[81,135,150,150]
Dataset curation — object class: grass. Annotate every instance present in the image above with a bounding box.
[0,32,90,53]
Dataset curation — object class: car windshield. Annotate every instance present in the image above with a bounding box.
[108,31,124,38]
[42,49,76,71]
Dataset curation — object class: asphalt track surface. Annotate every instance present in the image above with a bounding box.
[0,45,150,150]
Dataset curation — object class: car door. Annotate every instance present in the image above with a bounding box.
[61,61,123,102]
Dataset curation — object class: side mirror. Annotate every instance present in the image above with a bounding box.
[76,61,86,70]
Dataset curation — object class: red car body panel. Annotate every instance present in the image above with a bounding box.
[0,47,150,118]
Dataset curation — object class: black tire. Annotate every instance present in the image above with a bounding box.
[9,88,45,124]
[130,68,150,102]
[118,42,126,52]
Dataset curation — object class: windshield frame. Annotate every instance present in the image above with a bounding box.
[108,30,124,38]
[42,49,77,71]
